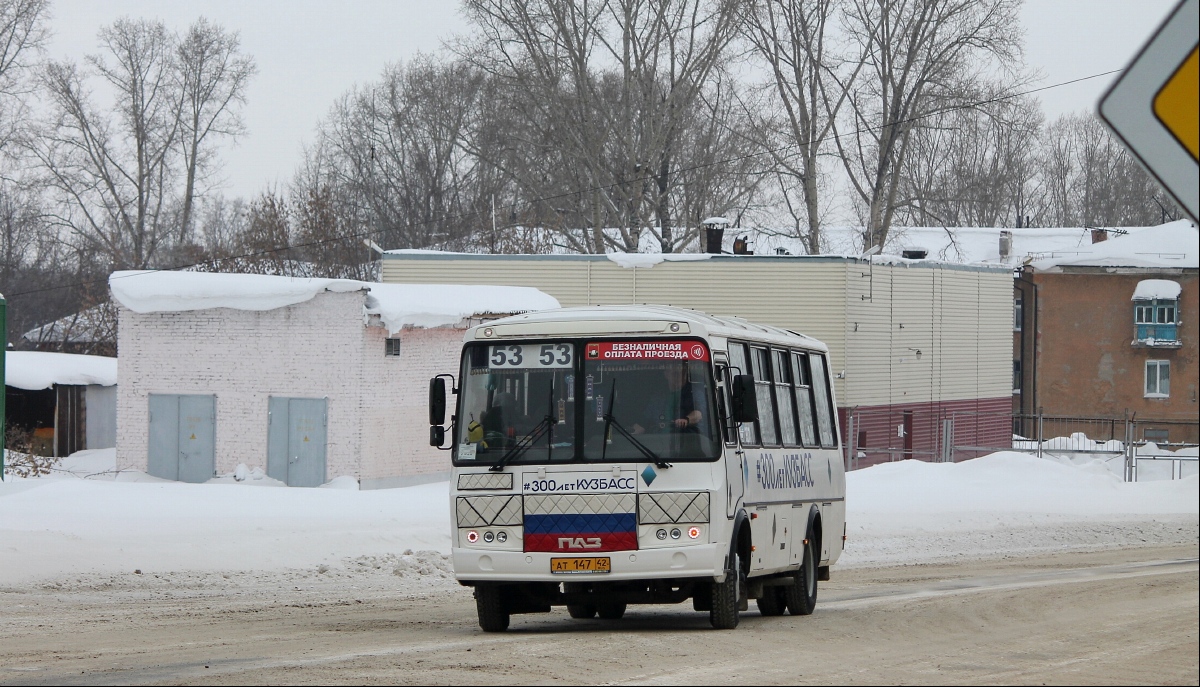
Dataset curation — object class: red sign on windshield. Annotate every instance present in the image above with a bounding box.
[587,341,710,361]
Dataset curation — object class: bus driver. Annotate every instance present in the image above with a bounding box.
[632,363,706,435]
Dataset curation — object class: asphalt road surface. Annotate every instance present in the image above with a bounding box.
[1,544,1196,685]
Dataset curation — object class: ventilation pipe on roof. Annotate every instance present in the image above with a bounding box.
[999,231,1013,262]
[701,216,729,254]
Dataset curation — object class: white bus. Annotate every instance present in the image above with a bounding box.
[428,305,846,631]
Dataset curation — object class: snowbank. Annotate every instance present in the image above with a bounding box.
[108,271,560,334]
[4,351,118,390]
[1,450,1194,586]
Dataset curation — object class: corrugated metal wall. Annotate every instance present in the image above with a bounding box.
[381,254,1010,410]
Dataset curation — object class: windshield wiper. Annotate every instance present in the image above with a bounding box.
[490,383,555,472]
[601,379,672,469]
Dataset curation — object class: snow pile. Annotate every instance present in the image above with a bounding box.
[108,271,560,334]
[1131,279,1183,300]
[0,456,450,586]
[842,451,1197,566]
[1,450,1194,586]
[4,351,118,390]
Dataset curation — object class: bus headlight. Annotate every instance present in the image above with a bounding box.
[483,531,495,543]
[496,531,508,543]
[670,528,681,540]
[466,530,479,544]
[656,529,668,540]
[688,526,701,539]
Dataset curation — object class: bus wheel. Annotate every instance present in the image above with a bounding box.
[565,582,597,618]
[597,602,626,620]
[709,554,741,630]
[756,587,786,616]
[475,584,510,632]
[785,536,818,616]
[567,604,597,619]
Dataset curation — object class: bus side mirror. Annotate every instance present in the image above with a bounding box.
[429,377,447,426]
[731,375,758,423]
[430,425,446,448]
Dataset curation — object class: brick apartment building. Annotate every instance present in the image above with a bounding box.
[1014,220,1199,443]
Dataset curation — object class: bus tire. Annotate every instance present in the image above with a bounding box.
[756,587,786,616]
[475,584,510,632]
[567,604,597,619]
[785,536,818,616]
[564,582,596,618]
[597,602,626,620]
[710,555,741,630]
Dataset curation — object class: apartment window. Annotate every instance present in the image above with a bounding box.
[385,337,402,357]
[1013,359,1022,393]
[1133,278,1181,346]
[1144,360,1170,397]
[1014,296,1023,331]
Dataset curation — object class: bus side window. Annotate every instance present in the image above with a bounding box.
[751,346,779,446]
[727,343,758,446]
[808,353,837,447]
[716,364,736,445]
[793,352,818,447]
[773,349,799,447]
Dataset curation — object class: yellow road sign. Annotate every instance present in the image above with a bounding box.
[1154,47,1198,161]
[1099,0,1199,221]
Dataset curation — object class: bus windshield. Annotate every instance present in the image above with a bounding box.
[454,339,721,465]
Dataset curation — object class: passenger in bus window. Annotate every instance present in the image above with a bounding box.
[633,364,706,435]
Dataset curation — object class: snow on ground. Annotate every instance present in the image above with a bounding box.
[1,449,1195,592]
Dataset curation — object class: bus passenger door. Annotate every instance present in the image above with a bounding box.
[717,359,744,518]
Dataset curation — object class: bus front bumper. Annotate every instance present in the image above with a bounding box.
[453,544,723,583]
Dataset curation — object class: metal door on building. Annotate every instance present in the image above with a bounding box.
[148,394,216,483]
[267,397,328,487]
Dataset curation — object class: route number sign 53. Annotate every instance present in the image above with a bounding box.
[489,344,574,368]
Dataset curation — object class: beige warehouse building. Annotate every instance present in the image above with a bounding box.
[382,251,1013,465]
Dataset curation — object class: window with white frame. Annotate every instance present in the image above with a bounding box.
[1144,360,1170,397]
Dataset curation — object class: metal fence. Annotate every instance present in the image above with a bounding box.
[844,407,1199,482]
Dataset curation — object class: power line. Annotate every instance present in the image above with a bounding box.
[9,68,1122,299]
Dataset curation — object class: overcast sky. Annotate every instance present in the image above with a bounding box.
[47,0,1178,201]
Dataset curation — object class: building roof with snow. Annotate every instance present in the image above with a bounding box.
[4,351,118,390]
[108,271,561,334]
[384,221,1196,269]
[1028,220,1198,270]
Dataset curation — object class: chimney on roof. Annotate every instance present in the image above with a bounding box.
[1091,228,1108,244]
[999,230,1012,261]
[701,216,729,254]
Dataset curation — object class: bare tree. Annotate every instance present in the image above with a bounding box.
[835,0,1023,250]
[740,0,856,254]
[461,0,741,253]
[175,17,255,244]
[33,19,181,268]
[896,88,1042,227]
[0,0,48,156]
[1039,111,1183,227]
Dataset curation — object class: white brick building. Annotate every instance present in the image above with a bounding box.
[111,272,558,488]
